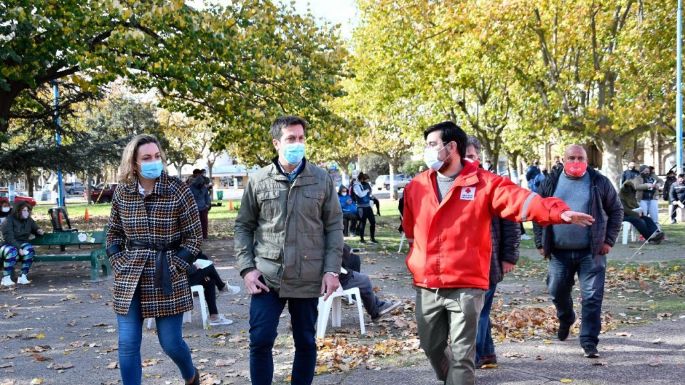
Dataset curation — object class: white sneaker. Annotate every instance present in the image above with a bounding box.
[1,276,15,287]
[209,315,234,326]
[17,274,31,285]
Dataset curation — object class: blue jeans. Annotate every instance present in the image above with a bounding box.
[475,284,497,362]
[547,249,606,346]
[249,290,318,385]
[116,289,196,385]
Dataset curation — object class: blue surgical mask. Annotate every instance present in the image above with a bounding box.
[283,142,305,165]
[139,160,163,179]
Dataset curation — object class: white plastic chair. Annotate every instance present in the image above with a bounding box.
[621,221,638,245]
[316,286,366,339]
[146,285,209,330]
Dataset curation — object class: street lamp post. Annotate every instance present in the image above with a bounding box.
[51,80,65,207]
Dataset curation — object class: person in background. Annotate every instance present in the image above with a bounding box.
[669,174,685,224]
[188,251,237,326]
[338,185,359,237]
[106,134,202,385]
[525,160,541,190]
[464,136,521,368]
[619,181,664,243]
[353,172,378,244]
[201,169,213,202]
[621,161,640,185]
[340,244,402,321]
[534,144,623,359]
[632,165,663,224]
[663,171,677,223]
[0,201,44,286]
[189,173,211,240]
[0,200,11,226]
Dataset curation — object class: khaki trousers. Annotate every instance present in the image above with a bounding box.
[415,287,485,385]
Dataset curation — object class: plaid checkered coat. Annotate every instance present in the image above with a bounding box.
[106,172,202,318]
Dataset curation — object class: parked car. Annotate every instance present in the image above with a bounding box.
[88,183,118,203]
[53,182,85,195]
[374,174,412,192]
[0,188,37,207]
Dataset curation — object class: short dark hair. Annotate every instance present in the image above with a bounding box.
[466,135,481,154]
[678,173,685,179]
[423,121,467,160]
[270,116,308,140]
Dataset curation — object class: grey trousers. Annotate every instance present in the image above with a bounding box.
[415,287,485,385]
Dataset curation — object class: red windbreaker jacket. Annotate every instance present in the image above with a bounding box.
[402,161,570,290]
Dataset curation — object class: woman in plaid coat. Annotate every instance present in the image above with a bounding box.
[107,134,202,385]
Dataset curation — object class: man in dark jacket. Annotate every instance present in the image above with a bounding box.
[533,144,623,359]
[189,176,211,239]
[621,161,640,185]
[465,137,521,367]
[669,174,685,224]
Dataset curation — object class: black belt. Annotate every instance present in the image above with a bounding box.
[127,239,182,296]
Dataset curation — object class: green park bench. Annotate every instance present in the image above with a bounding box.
[31,230,111,281]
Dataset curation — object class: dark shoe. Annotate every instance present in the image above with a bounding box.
[343,232,350,237]
[671,220,677,224]
[648,231,665,244]
[557,314,576,341]
[476,354,497,368]
[582,344,599,358]
[371,301,402,322]
[370,239,379,244]
[360,239,366,243]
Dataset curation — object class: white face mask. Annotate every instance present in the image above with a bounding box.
[1,207,9,213]
[423,144,450,171]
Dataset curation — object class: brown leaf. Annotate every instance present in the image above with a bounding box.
[142,358,161,367]
[31,354,51,362]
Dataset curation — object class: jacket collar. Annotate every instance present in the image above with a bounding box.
[267,158,318,187]
[427,159,481,187]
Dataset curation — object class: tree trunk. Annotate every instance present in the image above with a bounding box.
[600,136,624,189]
[389,162,396,200]
[85,172,93,204]
[25,169,34,197]
[0,88,21,134]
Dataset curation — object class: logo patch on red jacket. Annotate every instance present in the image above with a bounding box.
[460,187,476,200]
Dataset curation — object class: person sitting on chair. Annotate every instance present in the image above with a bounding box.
[619,180,664,243]
[339,244,401,322]
[188,252,240,326]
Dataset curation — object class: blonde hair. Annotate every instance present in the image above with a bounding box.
[117,134,168,183]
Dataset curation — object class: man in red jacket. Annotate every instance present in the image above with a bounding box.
[402,121,593,385]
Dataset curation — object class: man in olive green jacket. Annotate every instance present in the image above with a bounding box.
[234,116,343,385]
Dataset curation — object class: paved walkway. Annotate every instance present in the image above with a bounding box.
[0,235,682,385]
